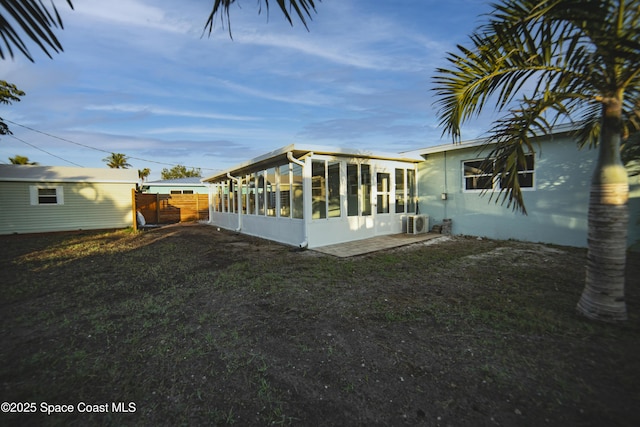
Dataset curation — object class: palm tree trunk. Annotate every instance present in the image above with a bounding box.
[577,97,629,322]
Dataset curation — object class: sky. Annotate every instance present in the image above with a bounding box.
[2,0,496,181]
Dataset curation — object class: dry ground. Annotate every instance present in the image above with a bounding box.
[1,223,639,426]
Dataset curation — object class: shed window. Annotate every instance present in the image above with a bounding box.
[30,186,64,205]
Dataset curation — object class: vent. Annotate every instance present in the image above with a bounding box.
[407,215,429,235]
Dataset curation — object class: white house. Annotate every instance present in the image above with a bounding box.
[0,165,139,235]
[202,133,640,251]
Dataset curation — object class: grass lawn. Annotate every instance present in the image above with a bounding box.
[1,223,639,426]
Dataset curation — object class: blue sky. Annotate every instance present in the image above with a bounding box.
[2,0,495,180]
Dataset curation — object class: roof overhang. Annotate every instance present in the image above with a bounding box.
[0,165,140,183]
[202,144,423,182]
[402,123,578,158]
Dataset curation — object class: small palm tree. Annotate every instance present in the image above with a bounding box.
[138,168,151,182]
[433,0,639,321]
[9,155,37,165]
[103,153,131,169]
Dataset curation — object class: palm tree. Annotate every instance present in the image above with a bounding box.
[103,153,131,169]
[203,0,317,37]
[433,0,639,322]
[1,0,74,62]
[9,155,37,165]
[138,168,151,182]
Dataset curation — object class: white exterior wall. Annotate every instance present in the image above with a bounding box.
[305,155,411,248]
[0,181,135,234]
[206,153,420,248]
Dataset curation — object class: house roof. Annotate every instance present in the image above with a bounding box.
[0,165,139,183]
[402,123,578,157]
[146,177,206,185]
[202,143,423,182]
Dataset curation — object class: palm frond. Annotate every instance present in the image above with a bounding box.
[204,0,318,38]
[0,0,74,62]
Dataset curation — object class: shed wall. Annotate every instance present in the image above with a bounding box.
[0,181,135,234]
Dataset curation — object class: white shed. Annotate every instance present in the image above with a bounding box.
[0,165,139,235]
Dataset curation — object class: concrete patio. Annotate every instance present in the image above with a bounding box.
[312,233,445,258]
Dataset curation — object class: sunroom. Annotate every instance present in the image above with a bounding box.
[202,144,422,249]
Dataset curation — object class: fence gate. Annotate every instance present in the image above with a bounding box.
[134,193,209,224]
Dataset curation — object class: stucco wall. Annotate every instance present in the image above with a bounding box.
[418,136,639,249]
[0,181,135,234]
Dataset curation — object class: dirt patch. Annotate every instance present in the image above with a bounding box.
[1,223,639,426]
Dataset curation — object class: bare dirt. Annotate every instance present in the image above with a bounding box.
[1,223,639,426]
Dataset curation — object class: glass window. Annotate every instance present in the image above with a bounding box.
[510,154,535,188]
[327,161,341,218]
[407,169,416,213]
[279,164,291,218]
[229,180,236,213]
[377,172,390,214]
[240,179,247,214]
[215,185,222,212]
[247,173,256,215]
[37,188,60,205]
[465,154,535,191]
[183,190,194,194]
[464,160,493,191]
[292,163,303,219]
[312,160,326,219]
[257,172,265,215]
[170,190,181,194]
[395,169,405,213]
[222,181,229,212]
[347,164,358,217]
[361,164,372,216]
[266,167,277,217]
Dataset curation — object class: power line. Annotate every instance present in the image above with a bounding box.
[8,134,85,167]
[4,119,220,171]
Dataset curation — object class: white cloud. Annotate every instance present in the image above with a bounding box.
[84,104,261,121]
[72,0,193,34]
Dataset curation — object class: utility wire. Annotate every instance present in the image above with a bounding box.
[4,118,220,171]
[8,134,85,167]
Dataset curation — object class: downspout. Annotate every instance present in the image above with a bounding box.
[206,182,213,224]
[287,151,309,249]
[227,172,242,232]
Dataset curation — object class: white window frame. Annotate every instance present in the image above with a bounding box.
[30,185,64,205]
[462,154,535,192]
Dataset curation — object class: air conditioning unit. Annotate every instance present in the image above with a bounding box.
[407,215,429,235]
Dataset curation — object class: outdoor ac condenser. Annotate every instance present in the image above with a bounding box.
[407,215,429,235]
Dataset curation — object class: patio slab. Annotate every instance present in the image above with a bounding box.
[312,233,444,258]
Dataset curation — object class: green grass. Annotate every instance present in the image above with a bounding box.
[1,226,639,426]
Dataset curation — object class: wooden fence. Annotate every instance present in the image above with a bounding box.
[135,193,209,224]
